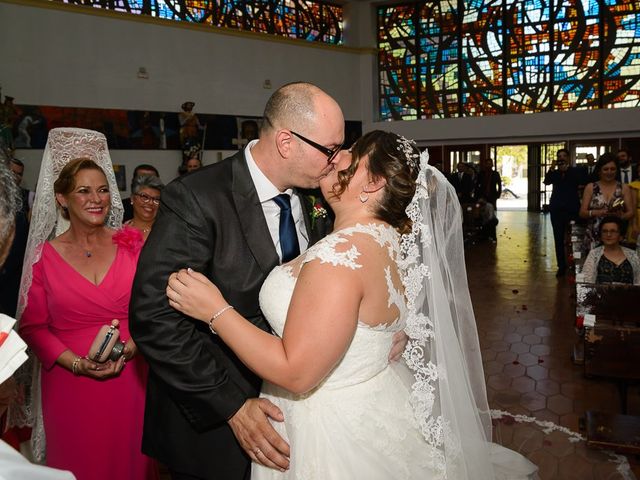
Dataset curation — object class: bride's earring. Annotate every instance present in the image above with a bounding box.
[359,190,369,203]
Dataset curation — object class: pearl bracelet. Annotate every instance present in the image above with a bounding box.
[208,305,235,335]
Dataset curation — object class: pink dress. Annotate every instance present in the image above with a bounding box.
[19,228,157,480]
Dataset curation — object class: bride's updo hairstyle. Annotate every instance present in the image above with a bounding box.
[54,158,108,220]
[334,130,420,234]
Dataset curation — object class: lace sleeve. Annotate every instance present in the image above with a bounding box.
[301,233,363,270]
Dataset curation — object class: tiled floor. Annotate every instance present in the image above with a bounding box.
[468,210,639,479]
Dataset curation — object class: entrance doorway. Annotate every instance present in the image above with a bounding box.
[490,145,528,211]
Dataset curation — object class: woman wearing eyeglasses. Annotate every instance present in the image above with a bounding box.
[125,175,164,241]
[582,216,640,284]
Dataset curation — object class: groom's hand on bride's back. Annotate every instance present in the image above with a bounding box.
[228,398,290,471]
[388,330,409,362]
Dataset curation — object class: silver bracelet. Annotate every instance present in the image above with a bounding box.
[208,305,234,335]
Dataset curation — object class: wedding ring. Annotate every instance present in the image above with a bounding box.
[254,447,262,456]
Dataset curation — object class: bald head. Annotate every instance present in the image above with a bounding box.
[262,82,329,134]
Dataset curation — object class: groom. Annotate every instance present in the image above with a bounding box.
[129,82,344,479]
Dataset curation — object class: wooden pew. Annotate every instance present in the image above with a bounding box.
[575,283,640,453]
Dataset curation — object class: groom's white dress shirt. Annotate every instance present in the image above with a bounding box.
[245,140,309,263]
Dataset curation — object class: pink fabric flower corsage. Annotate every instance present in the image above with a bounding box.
[112,226,144,254]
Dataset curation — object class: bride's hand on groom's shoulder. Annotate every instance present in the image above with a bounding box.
[228,398,290,472]
[166,268,227,323]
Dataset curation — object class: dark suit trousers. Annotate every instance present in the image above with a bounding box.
[550,209,572,271]
[170,468,250,480]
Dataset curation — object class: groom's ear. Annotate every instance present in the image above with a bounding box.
[275,129,294,159]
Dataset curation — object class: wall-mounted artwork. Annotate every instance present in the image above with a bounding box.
[1,101,362,152]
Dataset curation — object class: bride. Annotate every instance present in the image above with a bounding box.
[166,131,537,479]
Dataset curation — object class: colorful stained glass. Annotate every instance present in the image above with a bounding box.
[460,0,505,115]
[378,0,640,119]
[552,0,600,110]
[51,0,343,45]
[602,0,640,108]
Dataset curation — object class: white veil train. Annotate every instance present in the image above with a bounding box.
[9,128,122,462]
[398,145,538,479]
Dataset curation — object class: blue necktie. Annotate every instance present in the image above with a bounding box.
[273,194,300,263]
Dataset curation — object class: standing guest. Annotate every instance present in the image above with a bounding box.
[8,158,31,217]
[544,149,581,276]
[616,148,637,185]
[0,159,29,316]
[449,162,474,204]
[580,152,634,250]
[186,156,202,173]
[15,128,157,480]
[0,161,75,480]
[627,162,640,245]
[475,158,502,241]
[579,153,597,185]
[581,216,640,284]
[124,175,163,242]
[122,164,159,222]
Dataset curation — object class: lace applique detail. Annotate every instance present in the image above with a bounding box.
[303,235,362,270]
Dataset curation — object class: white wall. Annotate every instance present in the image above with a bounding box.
[0,0,365,191]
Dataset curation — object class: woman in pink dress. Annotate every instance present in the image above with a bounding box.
[16,128,157,480]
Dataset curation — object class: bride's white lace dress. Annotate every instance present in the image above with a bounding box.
[254,224,537,479]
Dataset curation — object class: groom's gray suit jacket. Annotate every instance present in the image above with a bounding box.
[130,149,332,479]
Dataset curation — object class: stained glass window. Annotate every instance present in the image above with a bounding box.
[378,0,640,119]
[51,0,343,45]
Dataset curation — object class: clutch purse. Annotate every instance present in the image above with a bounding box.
[87,320,125,363]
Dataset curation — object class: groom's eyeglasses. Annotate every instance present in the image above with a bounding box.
[290,131,343,165]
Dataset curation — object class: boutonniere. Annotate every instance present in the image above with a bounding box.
[308,195,328,228]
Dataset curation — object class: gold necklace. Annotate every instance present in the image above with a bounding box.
[131,221,150,233]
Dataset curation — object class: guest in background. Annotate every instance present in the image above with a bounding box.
[449,162,475,204]
[475,158,501,241]
[544,149,581,276]
[122,164,159,222]
[16,128,157,480]
[0,160,75,480]
[124,175,163,242]
[475,157,501,208]
[627,162,640,246]
[185,156,202,173]
[616,148,637,185]
[579,153,597,185]
[582,216,640,284]
[580,152,633,250]
[0,159,29,316]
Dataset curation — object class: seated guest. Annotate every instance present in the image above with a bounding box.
[124,175,163,241]
[579,152,633,250]
[122,164,159,222]
[581,216,640,284]
[17,128,157,479]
